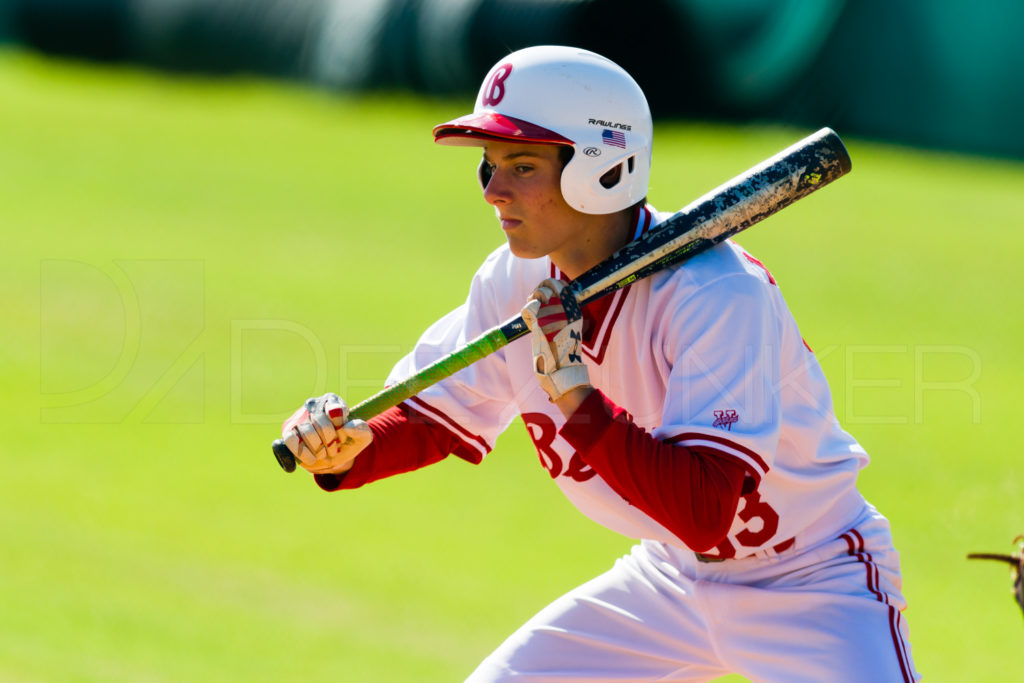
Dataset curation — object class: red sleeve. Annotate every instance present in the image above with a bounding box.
[313,402,481,492]
[559,390,748,552]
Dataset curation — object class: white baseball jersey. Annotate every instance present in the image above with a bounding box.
[387,204,867,560]
[323,203,918,680]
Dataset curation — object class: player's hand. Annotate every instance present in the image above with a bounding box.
[280,393,372,475]
[521,278,591,402]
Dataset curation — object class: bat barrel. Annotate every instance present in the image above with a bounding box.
[572,127,850,303]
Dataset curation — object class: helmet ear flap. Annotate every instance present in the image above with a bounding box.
[477,158,493,189]
[561,145,650,214]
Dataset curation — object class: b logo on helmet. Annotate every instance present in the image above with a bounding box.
[482,64,513,107]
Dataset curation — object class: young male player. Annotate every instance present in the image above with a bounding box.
[279,46,920,681]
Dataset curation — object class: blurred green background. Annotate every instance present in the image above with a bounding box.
[2,21,1023,683]
[3,0,1024,158]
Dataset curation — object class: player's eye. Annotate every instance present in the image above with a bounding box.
[478,159,495,188]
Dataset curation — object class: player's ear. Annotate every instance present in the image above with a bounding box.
[477,158,493,189]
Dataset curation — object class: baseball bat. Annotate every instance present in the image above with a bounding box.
[272,126,852,472]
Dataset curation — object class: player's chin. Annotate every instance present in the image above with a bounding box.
[505,238,547,261]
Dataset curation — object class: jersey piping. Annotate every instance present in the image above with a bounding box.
[407,395,490,463]
[664,431,770,484]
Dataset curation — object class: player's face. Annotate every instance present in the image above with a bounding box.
[480,141,591,264]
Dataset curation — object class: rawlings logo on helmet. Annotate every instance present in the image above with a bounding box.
[588,118,632,131]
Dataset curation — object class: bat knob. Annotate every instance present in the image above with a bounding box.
[272,439,297,473]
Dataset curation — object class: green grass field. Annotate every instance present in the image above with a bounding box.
[3,49,1023,681]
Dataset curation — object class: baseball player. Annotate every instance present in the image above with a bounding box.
[280,46,920,681]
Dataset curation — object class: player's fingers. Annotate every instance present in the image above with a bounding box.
[323,393,349,428]
[305,420,371,474]
[538,277,567,296]
[521,298,543,329]
[530,284,556,305]
[311,407,339,449]
[537,297,569,340]
[281,429,301,458]
[282,395,320,435]
[537,298,567,322]
[341,419,373,450]
[282,429,318,467]
[296,420,324,454]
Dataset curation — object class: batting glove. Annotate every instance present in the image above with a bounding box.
[281,393,372,475]
[521,278,590,402]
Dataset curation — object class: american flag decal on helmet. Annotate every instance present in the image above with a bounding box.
[602,129,626,148]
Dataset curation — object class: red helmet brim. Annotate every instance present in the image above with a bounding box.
[433,111,573,146]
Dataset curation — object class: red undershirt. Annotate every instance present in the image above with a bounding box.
[315,389,747,552]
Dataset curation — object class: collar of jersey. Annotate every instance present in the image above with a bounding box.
[548,204,654,363]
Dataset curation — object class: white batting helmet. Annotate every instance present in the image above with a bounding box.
[433,45,652,215]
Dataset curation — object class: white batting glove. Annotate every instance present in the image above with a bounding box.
[280,393,372,475]
[520,278,590,402]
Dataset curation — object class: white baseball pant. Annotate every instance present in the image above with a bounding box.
[467,504,918,682]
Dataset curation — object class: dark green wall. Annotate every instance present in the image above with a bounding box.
[5,0,1022,158]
